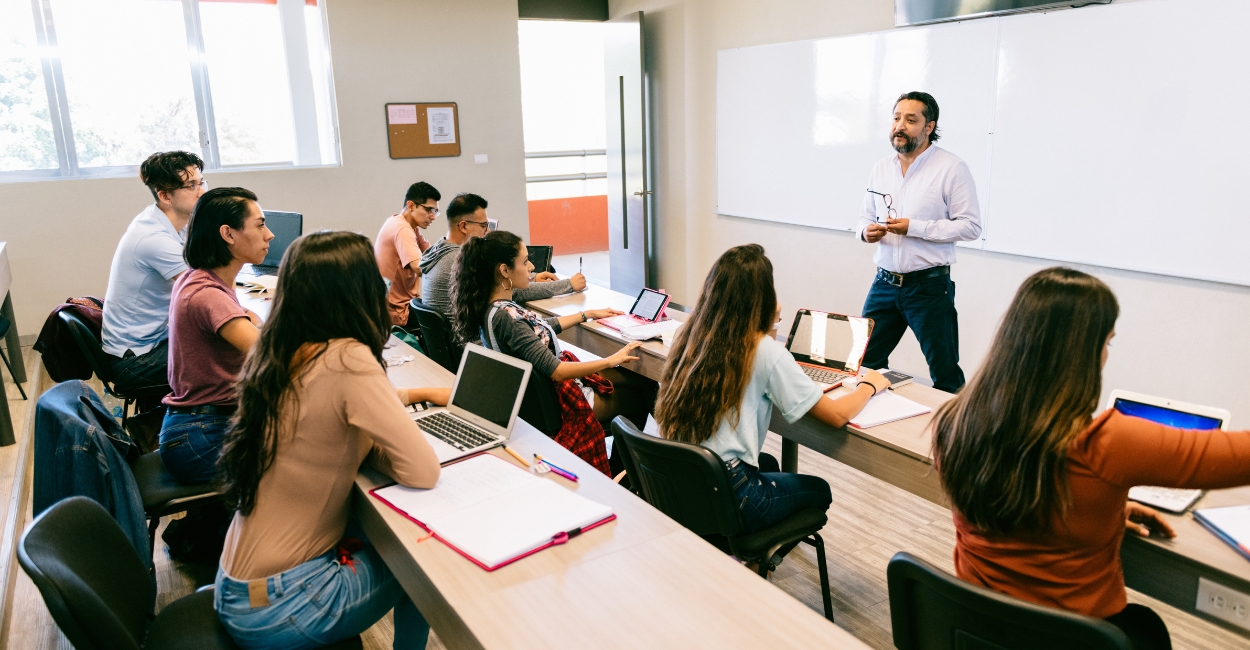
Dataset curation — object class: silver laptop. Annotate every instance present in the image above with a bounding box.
[409,344,532,464]
[784,309,874,392]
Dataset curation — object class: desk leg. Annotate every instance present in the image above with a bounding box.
[2,293,25,383]
[781,438,799,473]
[0,378,13,446]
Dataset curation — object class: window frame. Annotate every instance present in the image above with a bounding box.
[0,0,340,183]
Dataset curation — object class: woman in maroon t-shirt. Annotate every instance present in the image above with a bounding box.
[159,187,272,484]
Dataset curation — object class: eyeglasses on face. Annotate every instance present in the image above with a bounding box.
[420,204,440,216]
[180,179,208,191]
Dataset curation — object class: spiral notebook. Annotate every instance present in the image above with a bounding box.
[1194,505,1250,561]
[370,454,615,571]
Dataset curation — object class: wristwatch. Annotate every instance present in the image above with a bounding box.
[580,311,588,323]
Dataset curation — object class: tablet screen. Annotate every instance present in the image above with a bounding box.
[630,289,668,321]
[1113,398,1223,430]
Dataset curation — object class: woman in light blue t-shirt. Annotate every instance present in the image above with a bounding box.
[655,244,890,537]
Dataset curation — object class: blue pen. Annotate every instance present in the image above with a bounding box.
[534,454,579,481]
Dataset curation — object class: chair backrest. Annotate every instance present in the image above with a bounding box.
[609,416,742,537]
[17,496,155,650]
[58,310,116,385]
[409,300,462,374]
[887,552,1134,650]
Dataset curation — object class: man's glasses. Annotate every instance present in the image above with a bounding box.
[462,220,490,229]
[420,204,440,216]
[866,189,896,224]
[180,180,208,191]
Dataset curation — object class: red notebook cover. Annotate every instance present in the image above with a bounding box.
[368,484,616,572]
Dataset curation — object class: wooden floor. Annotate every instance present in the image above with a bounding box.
[0,349,1245,649]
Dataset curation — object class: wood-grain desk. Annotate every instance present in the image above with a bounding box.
[355,338,869,649]
[525,285,1250,638]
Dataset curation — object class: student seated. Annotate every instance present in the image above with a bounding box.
[934,267,1250,650]
[101,150,207,398]
[419,192,586,317]
[159,188,271,484]
[375,181,438,329]
[450,231,646,475]
[654,244,889,537]
[214,231,446,650]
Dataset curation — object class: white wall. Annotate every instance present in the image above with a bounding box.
[611,0,1250,420]
[0,0,528,336]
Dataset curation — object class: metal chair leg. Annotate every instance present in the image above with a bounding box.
[803,533,834,622]
[0,348,26,400]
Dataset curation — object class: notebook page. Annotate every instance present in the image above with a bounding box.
[429,479,614,568]
[1198,505,1250,544]
[848,391,932,428]
[374,454,536,523]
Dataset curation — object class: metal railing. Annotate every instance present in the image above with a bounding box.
[525,149,607,183]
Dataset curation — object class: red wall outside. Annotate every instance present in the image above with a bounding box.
[527,195,609,254]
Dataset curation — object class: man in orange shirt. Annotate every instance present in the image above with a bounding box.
[375,182,439,328]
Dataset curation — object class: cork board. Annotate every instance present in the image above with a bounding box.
[385,102,460,159]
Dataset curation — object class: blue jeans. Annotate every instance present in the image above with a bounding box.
[861,272,965,393]
[106,339,171,396]
[728,453,832,534]
[215,531,428,650]
[159,410,231,484]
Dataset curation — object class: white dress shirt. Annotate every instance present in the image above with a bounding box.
[858,145,982,274]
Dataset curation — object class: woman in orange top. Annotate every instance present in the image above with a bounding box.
[933,267,1250,650]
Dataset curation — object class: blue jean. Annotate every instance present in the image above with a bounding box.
[728,453,832,534]
[861,272,965,393]
[215,531,428,650]
[106,339,171,396]
[159,410,231,485]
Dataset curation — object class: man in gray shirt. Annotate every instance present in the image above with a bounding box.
[419,193,586,316]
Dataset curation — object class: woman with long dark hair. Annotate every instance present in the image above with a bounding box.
[934,267,1250,650]
[655,244,889,535]
[214,231,446,650]
[160,187,271,484]
[450,231,645,475]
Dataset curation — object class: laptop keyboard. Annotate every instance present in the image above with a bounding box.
[802,366,851,385]
[417,412,497,451]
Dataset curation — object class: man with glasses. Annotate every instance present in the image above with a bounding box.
[857,91,981,393]
[101,150,207,400]
[419,192,586,317]
[375,181,441,328]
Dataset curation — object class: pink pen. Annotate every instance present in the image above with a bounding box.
[534,454,579,482]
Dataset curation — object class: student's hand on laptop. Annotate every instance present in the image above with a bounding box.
[1125,502,1177,539]
[534,272,560,282]
[568,273,587,291]
[585,308,624,320]
[608,341,642,366]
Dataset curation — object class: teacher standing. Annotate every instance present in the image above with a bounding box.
[858,91,981,393]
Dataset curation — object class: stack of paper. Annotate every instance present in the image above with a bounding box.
[1195,505,1250,560]
[620,319,682,341]
[236,274,278,294]
[848,391,932,428]
[372,454,614,570]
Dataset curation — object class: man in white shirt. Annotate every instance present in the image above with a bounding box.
[101,151,206,399]
[857,92,981,393]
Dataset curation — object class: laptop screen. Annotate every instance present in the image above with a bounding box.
[260,211,303,267]
[631,289,668,321]
[1113,398,1223,430]
[451,348,528,429]
[528,245,553,274]
[786,311,872,372]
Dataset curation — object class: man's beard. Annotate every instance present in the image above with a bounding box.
[892,131,920,154]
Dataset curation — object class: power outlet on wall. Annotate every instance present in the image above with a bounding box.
[1196,577,1250,631]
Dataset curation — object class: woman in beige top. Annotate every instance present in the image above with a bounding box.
[213,231,446,650]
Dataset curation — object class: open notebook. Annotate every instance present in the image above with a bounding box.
[371,454,615,570]
[848,390,932,429]
[1195,505,1250,561]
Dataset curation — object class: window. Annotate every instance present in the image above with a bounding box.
[0,0,339,182]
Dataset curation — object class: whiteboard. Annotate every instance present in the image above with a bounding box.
[716,0,1250,285]
[716,20,998,235]
[984,0,1250,284]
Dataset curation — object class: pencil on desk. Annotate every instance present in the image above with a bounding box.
[503,445,530,467]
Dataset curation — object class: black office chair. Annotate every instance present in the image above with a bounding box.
[611,416,834,621]
[131,451,222,558]
[0,314,26,400]
[409,300,462,374]
[887,552,1133,650]
[57,310,166,426]
[19,497,363,650]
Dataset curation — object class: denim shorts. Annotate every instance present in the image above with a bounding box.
[215,535,428,650]
[158,410,231,484]
[726,456,833,534]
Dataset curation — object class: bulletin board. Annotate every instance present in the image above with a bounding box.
[385,102,460,159]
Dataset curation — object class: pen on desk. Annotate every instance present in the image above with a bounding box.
[579,256,583,275]
[503,445,530,467]
[534,454,579,481]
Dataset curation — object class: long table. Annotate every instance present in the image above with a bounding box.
[526,284,1250,639]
